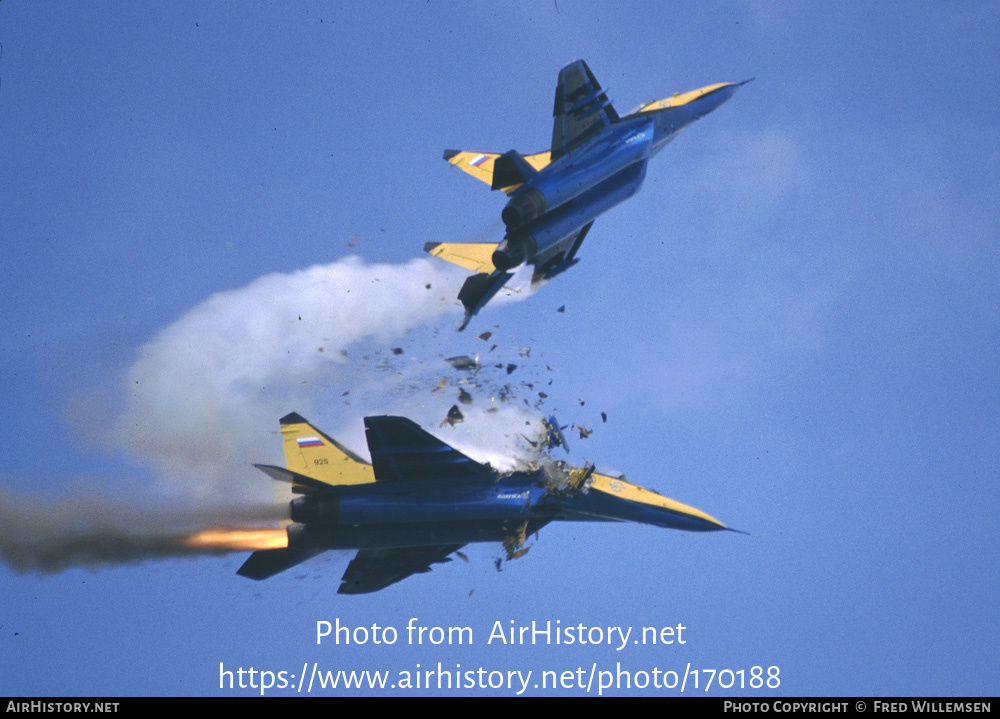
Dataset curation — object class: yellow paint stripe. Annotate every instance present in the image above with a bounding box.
[635,82,735,114]
[590,473,727,528]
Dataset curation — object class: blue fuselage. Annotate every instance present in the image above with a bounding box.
[286,468,721,552]
[493,83,741,274]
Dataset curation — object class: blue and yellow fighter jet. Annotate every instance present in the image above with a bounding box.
[238,412,732,594]
[426,60,749,329]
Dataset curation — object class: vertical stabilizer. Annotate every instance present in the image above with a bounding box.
[278,412,375,487]
[551,60,619,161]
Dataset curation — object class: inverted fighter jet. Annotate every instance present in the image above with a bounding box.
[238,412,733,594]
[426,60,749,329]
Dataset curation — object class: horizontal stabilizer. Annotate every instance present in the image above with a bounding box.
[457,270,513,331]
[424,241,499,274]
[444,150,552,194]
[237,546,321,580]
[253,463,332,493]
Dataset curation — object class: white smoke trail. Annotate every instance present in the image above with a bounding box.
[3,253,551,574]
[102,254,547,495]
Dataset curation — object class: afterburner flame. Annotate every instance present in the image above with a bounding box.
[180,528,288,551]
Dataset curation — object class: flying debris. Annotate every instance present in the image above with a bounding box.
[442,405,465,427]
[445,355,480,371]
[426,59,750,329]
[238,413,734,593]
[541,415,570,453]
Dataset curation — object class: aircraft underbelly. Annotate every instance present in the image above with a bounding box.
[293,519,545,551]
[529,160,647,266]
[526,120,653,215]
[557,491,724,533]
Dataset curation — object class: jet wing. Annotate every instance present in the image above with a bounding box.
[443,150,552,194]
[363,415,496,483]
[551,59,619,161]
[338,545,466,594]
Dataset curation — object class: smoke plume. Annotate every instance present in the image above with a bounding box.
[4,253,550,574]
[0,488,289,573]
[102,255,544,494]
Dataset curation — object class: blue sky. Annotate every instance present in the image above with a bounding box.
[1,1,997,696]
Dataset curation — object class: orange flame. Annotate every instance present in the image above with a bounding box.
[180,528,288,551]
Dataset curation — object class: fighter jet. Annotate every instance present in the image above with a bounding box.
[426,60,750,329]
[238,412,733,594]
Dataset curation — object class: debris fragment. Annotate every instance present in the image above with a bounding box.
[494,558,503,572]
[518,347,532,358]
[456,551,469,563]
[579,398,585,406]
[566,464,595,491]
[506,363,517,375]
[425,283,432,289]
[433,377,447,392]
[541,416,570,454]
[502,520,529,560]
[477,331,492,341]
[601,411,607,423]
[577,426,592,439]
[445,355,480,371]
[557,305,566,313]
[441,405,464,427]
[392,347,404,355]
[538,392,548,399]
[458,387,473,405]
